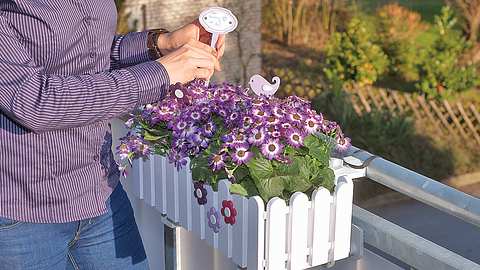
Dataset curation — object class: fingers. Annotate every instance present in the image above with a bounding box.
[216,35,226,59]
[184,40,221,71]
[187,38,216,55]
[193,67,213,80]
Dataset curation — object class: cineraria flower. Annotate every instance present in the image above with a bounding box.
[288,111,304,124]
[125,117,135,129]
[242,116,253,129]
[231,144,253,165]
[286,129,305,148]
[232,132,248,145]
[281,122,293,131]
[229,112,239,122]
[173,119,188,132]
[200,106,211,115]
[261,139,284,160]
[168,149,188,170]
[248,129,267,146]
[202,121,216,137]
[272,106,285,118]
[304,117,319,134]
[189,110,202,121]
[265,115,280,126]
[335,136,351,153]
[252,108,269,119]
[209,154,226,171]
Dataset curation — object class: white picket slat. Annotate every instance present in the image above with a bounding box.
[247,196,265,270]
[191,181,205,239]
[154,156,167,214]
[166,162,179,222]
[142,157,154,206]
[218,180,232,259]
[265,198,288,270]
[232,195,248,267]
[310,188,333,266]
[178,163,190,229]
[204,185,217,248]
[333,176,354,261]
[288,193,310,270]
[131,159,142,199]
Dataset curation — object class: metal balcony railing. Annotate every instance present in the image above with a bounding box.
[340,147,480,270]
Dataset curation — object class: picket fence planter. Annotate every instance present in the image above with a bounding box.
[130,156,365,270]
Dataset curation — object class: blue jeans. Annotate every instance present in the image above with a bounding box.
[0,183,149,270]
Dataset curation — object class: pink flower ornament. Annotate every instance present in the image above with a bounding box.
[221,200,237,225]
[193,181,208,205]
[207,207,221,233]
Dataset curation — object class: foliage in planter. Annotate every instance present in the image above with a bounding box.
[323,17,389,88]
[117,80,350,202]
[416,6,479,99]
[376,3,427,82]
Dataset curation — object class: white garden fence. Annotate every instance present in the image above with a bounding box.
[130,156,366,270]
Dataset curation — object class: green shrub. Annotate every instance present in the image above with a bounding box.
[323,17,389,88]
[416,6,479,98]
[376,4,427,82]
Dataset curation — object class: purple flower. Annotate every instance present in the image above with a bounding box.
[242,116,253,129]
[168,149,188,170]
[304,117,319,134]
[232,132,248,145]
[248,129,267,146]
[261,139,284,160]
[335,136,351,153]
[209,154,226,171]
[193,181,208,205]
[287,111,304,124]
[189,110,202,121]
[286,129,305,148]
[231,145,254,165]
[202,121,216,137]
[207,207,221,233]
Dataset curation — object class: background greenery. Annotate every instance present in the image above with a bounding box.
[262,0,480,181]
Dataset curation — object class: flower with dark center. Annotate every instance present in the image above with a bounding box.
[261,139,284,160]
[231,145,253,165]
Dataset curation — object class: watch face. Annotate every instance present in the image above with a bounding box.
[199,7,238,34]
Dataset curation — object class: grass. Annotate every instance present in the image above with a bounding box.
[360,0,444,23]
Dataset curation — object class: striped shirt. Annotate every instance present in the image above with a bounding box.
[0,0,170,223]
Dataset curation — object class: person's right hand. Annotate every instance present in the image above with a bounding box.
[158,39,221,84]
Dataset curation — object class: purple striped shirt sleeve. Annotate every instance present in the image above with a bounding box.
[0,17,170,133]
[111,31,154,69]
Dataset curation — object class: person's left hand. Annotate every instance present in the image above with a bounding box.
[157,20,226,61]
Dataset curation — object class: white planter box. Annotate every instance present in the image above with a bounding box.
[129,156,365,270]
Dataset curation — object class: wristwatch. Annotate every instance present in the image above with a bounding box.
[147,28,170,59]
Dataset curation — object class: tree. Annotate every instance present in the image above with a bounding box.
[115,0,132,34]
[416,6,479,98]
[447,0,480,42]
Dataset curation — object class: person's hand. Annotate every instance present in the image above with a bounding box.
[157,20,226,60]
[158,39,221,84]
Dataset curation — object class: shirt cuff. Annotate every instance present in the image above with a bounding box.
[119,31,152,67]
[126,61,171,106]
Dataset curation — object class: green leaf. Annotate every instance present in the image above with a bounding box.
[247,155,274,179]
[283,175,312,193]
[143,131,163,142]
[229,178,259,197]
[252,175,286,202]
[304,135,330,166]
[312,168,335,192]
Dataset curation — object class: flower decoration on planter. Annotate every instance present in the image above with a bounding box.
[117,78,350,202]
[193,181,208,205]
[207,207,221,233]
[221,200,237,225]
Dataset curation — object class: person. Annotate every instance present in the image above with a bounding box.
[0,1,225,269]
